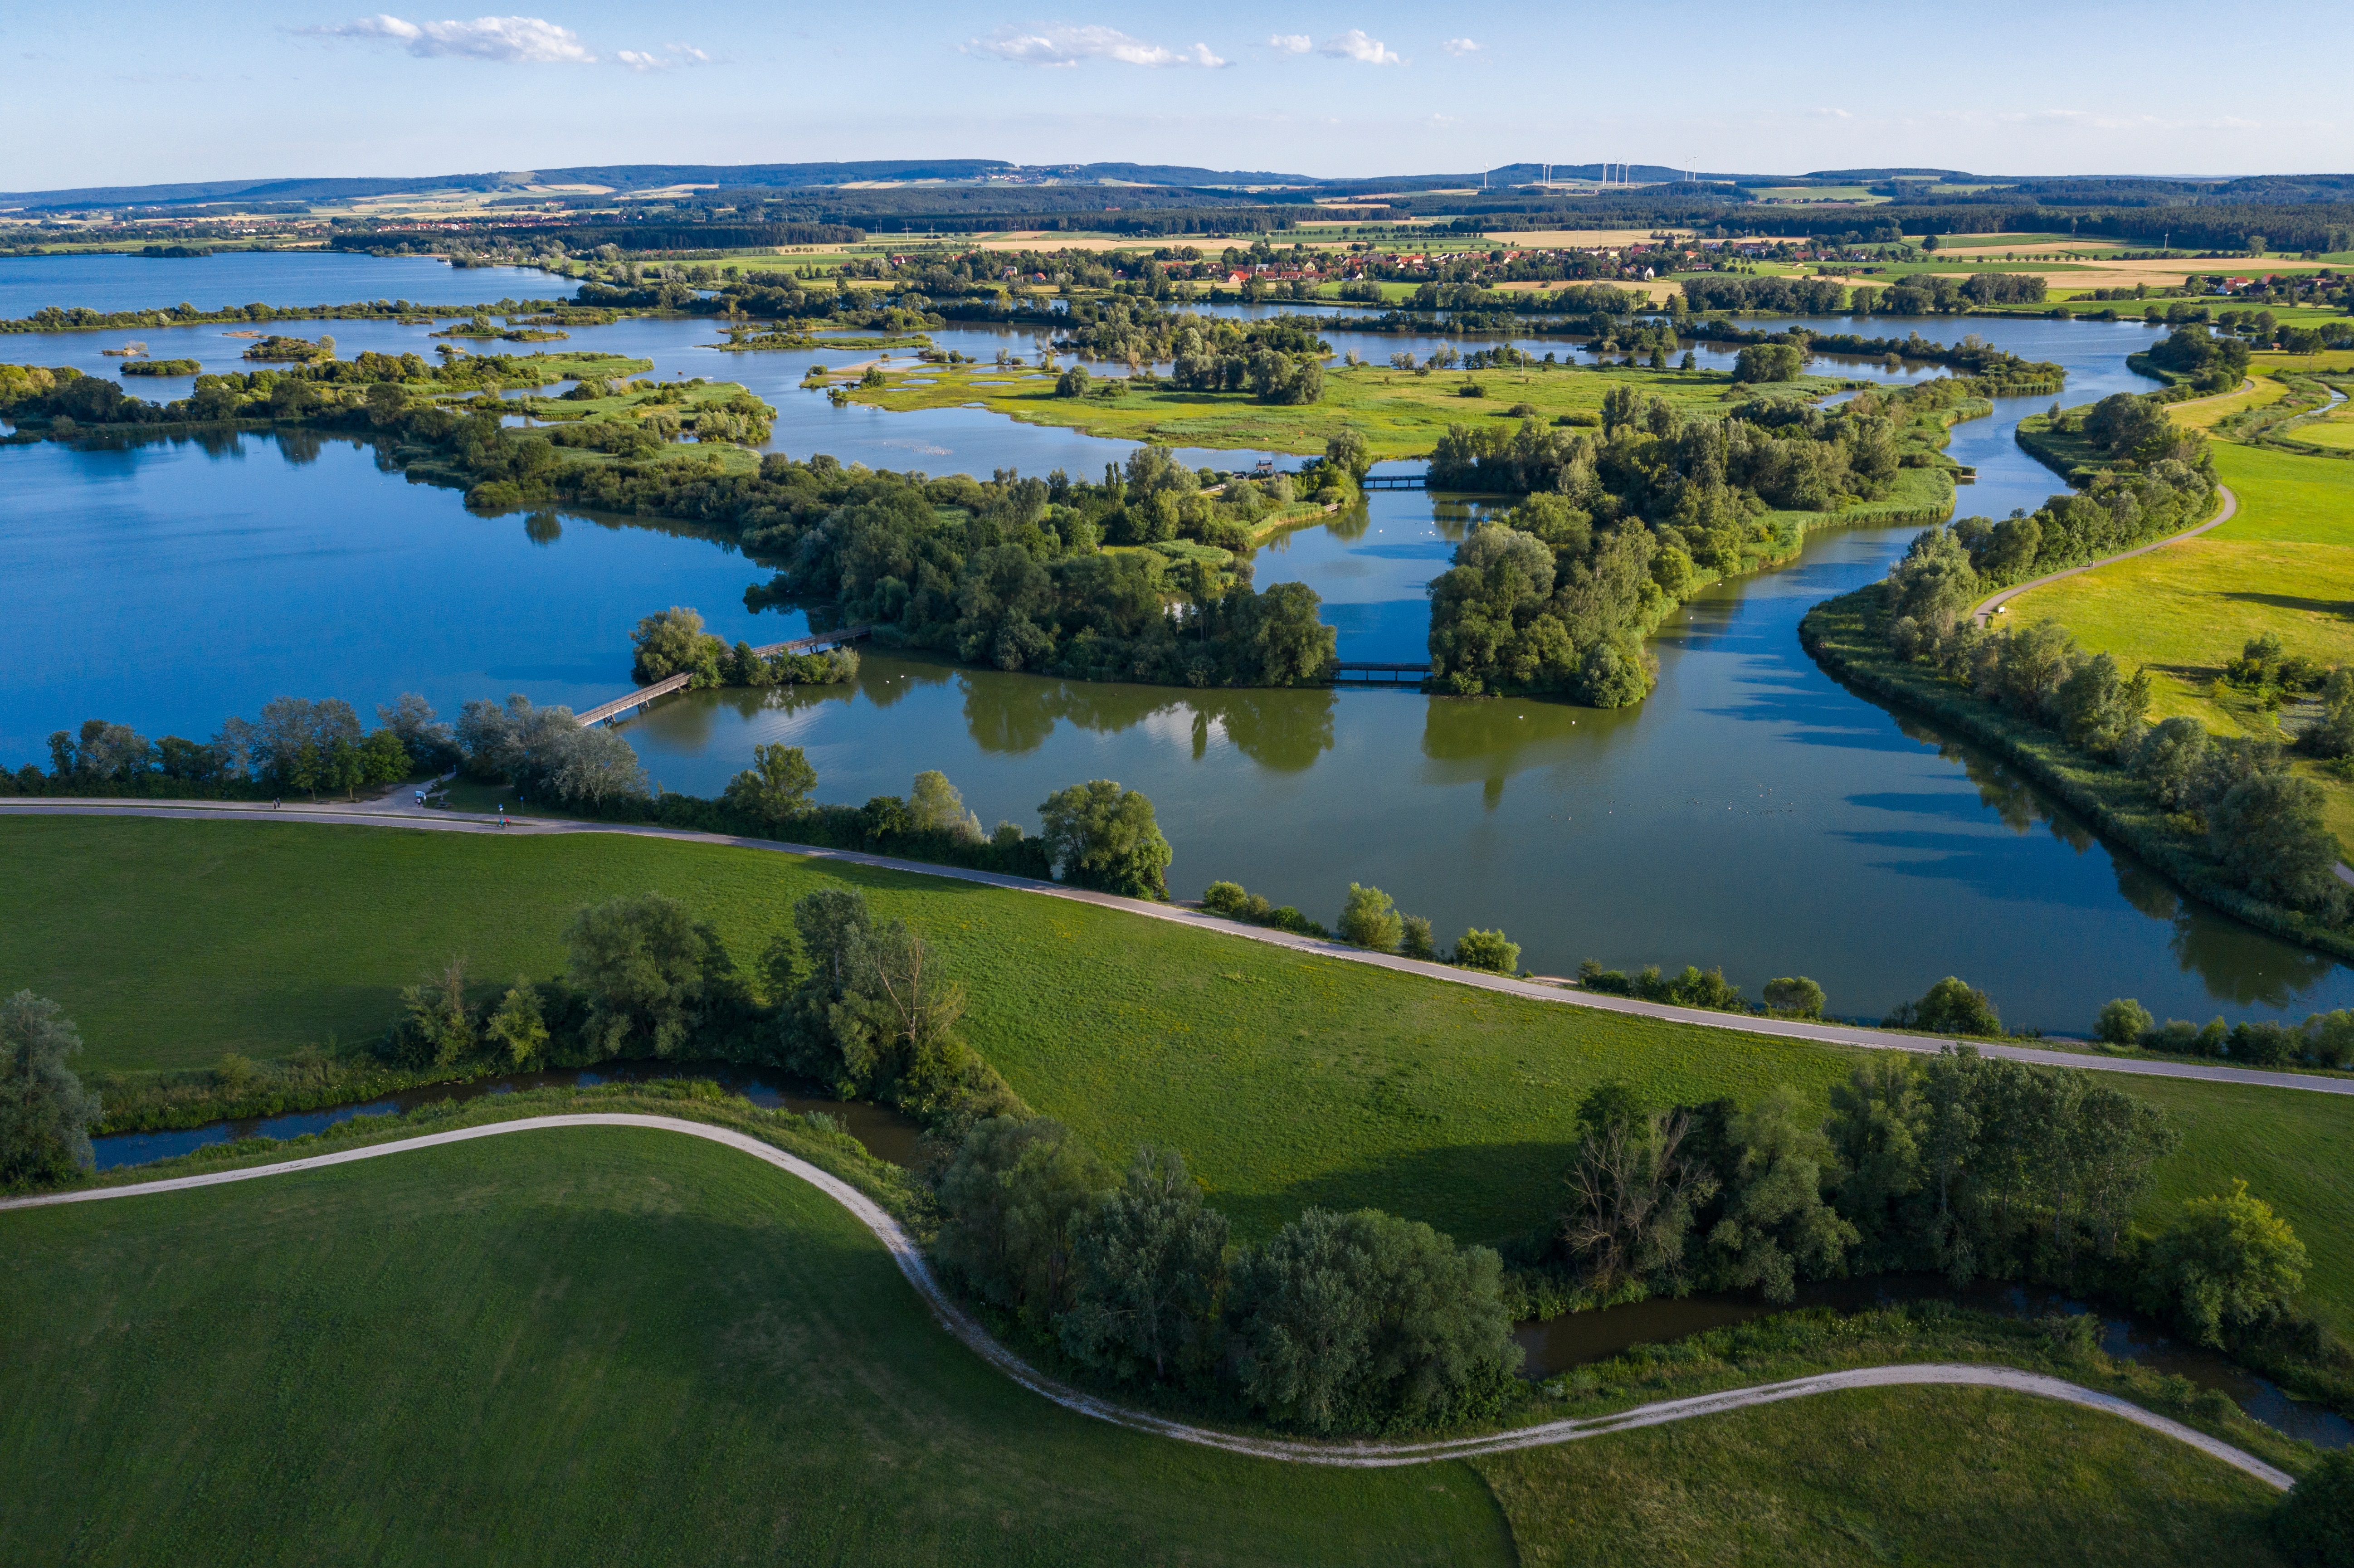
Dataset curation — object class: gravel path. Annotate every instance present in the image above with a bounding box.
[0,1113,2294,1490]
[1971,481,2239,629]
[8,799,2347,1098]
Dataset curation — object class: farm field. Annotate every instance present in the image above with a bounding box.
[6,814,2352,1327]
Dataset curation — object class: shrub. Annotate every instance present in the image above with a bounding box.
[2095,998,2154,1046]
[1762,976,1826,1019]
[2272,1447,2354,1567]
[1887,977,2002,1037]
[1399,915,1438,962]
[1453,929,1521,974]
[2142,1180,2310,1347]
[1337,883,1404,953]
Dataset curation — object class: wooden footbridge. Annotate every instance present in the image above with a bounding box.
[1331,661,1431,686]
[1359,474,1428,491]
[578,627,872,728]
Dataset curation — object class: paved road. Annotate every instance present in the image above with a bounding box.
[8,798,2348,1099]
[1970,482,2239,629]
[0,1112,2296,1490]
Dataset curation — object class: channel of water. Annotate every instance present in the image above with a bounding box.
[6,253,2349,1026]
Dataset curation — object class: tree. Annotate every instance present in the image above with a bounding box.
[2081,393,2171,460]
[389,954,476,1067]
[1762,976,1826,1019]
[1827,1055,1926,1269]
[482,979,549,1069]
[1038,780,1173,899]
[1733,343,1804,383]
[2144,1182,2310,1347]
[2210,772,2344,911]
[722,743,818,827]
[1399,915,1438,962]
[1896,977,2002,1037]
[1324,429,1373,483]
[908,769,984,842]
[1452,928,1520,974]
[1558,1087,1717,1297]
[1228,1208,1517,1433]
[551,726,649,807]
[564,892,737,1059]
[2271,1446,2354,1567]
[1060,1146,1232,1383]
[1337,883,1404,953]
[2133,716,2210,809]
[1704,1087,1858,1301]
[630,606,727,686]
[0,990,102,1185]
[2096,998,2154,1046]
[936,1116,1108,1318]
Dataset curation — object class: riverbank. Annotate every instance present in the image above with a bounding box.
[1800,584,2354,969]
[9,808,2354,1334]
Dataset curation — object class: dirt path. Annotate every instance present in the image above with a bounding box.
[1970,482,2238,628]
[0,1112,2296,1490]
[6,798,2345,1098]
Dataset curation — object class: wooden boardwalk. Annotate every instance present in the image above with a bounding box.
[577,627,872,727]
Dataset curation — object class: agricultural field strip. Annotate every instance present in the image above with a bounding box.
[1971,481,2242,627]
[4,800,2344,1098]
[0,1111,2296,1490]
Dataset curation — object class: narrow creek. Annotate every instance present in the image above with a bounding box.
[91,1062,924,1171]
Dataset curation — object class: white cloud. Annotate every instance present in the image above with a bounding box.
[968,24,1226,68]
[1268,34,1311,53]
[307,14,595,63]
[1319,29,1400,65]
[1441,38,1478,55]
[616,42,709,70]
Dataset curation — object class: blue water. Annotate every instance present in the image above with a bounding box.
[0,251,573,318]
[11,302,2351,1026]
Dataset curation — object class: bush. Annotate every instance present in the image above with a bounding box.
[1762,976,1826,1019]
[2095,997,2155,1046]
[0,990,102,1186]
[1227,1208,1518,1433]
[1453,929,1521,974]
[1337,883,1404,953]
[1039,780,1173,899]
[2142,1180,2310,1347]
[1399,915,1438,962]
[2272,1447,2354,1567]
[1887,977,2002,1037]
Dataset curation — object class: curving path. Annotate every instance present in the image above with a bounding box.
[0,1112,2297,1491]
[1970,482,2238,628]
[8,797,2349,1098]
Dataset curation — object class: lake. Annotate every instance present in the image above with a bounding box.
[7,253,2345,1028]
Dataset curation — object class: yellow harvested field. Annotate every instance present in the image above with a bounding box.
[1934,239,2133,254]
[1475,229,1701,246]
[2169,377,2287,430]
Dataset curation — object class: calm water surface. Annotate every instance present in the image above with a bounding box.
[7,291,2345,1027]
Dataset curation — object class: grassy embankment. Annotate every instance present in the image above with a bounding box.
[835,357,1857,461]
[6,815,2351,1330]
[2000,369,2354,849]
[0,1121,2292,1566]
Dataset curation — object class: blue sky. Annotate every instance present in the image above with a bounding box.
[6,2,2349,190]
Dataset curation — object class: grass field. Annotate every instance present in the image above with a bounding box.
[6,815,2353,1328]
[2001,431,2354,847]
[2,1121,2299,1565]
[841,358,1844,460]
[1474,1385,2286,1568]
[0,1127,1509,1567]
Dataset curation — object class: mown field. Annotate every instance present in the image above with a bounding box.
[0,1127,1508,1567]
[6,815,2352,1326]
[0,1122,2292,1567]
[1477,1384,2286,1568]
